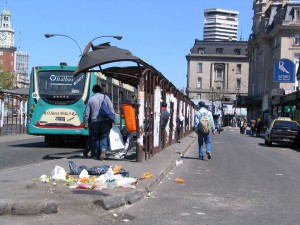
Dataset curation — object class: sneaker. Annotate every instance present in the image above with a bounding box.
[99,150,106,160]
[206,151,211,159]
[83,149,89,157]
[115,153,125,159]
[200,155,204,160]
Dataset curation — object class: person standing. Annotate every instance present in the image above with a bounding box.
[194,101,215,160]
[83,84,115,160]
[250,118,257,137]
[216,114,222,134]
[176,113,182,143]
[160,101,170,148]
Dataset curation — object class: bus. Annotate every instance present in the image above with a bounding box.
[27,63,134,145]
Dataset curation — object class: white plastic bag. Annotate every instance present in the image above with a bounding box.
[79,169,89,178]
[51,165,66,180]
[109,125,125,151]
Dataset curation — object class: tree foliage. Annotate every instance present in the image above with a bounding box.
[0,64,14,89]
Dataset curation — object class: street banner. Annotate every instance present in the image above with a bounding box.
[274,58,295,82]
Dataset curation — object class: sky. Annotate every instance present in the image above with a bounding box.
[5,0,253,90]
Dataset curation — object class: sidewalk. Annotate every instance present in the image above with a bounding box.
[0,133,197,215]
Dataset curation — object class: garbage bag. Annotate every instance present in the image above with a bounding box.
[69,161,129,177]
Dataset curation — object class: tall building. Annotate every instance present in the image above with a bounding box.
[246,0,300,120]
[0,7,15,76]
[14,51,29,88]
[203,8,239,41]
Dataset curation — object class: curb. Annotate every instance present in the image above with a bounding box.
[0,200,58,215]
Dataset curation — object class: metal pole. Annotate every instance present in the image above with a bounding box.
[44,33,83,56]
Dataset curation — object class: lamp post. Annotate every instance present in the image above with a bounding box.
[44,33,83,56]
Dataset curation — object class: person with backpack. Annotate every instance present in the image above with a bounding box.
[194,101,215,160]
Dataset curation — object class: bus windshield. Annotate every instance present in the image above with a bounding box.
[37,71,86,97]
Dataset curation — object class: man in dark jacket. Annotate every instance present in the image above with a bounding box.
[160,102,170,148]
[160,102,170,130]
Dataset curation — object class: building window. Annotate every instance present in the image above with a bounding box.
[295,35,300,45]
[214,64,224,80]
[216,48,223,54]
[197,77,202,89]
[236,64,241,74]
[236,78,241,90]
[197,63,203,73]
[197,94,201,99]
[294,8,300,20]
[234,48,241,55]
[198,48,205,54]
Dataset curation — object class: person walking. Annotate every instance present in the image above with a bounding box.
[240,118,247,135]
[194,101,215,160]
[83,84,115,160]
[256,118,263,137]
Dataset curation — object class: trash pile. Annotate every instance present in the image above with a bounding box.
[34,161,142,190]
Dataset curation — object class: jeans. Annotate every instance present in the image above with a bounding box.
[91,120,111,157]
[119,132,136,156]
[197,132,211,158]
[217,124,221,133]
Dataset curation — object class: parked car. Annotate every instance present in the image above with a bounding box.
[265,117,300,147]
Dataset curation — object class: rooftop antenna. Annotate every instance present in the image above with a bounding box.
[18,31,21,50]
[240,27,243,41]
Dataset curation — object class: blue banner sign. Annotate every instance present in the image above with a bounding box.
[274,58,295,83]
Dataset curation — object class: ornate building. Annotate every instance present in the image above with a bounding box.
[246,0,300,120]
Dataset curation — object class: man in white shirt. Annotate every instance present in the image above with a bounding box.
[194,101,215,160]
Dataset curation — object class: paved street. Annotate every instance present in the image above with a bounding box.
[110,128,300,225]
[1,128,300,225]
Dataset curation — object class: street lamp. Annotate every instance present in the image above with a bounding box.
[82,35,123,55]
[44,33,83,56]
[89,35,122,44]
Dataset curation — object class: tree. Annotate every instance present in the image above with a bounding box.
[0,64,14,89]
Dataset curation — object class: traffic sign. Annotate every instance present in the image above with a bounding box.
[274,58,295,83]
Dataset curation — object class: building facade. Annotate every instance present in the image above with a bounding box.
[246,0,300,120]
[203,8,239,41]
[186,40,249,122]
